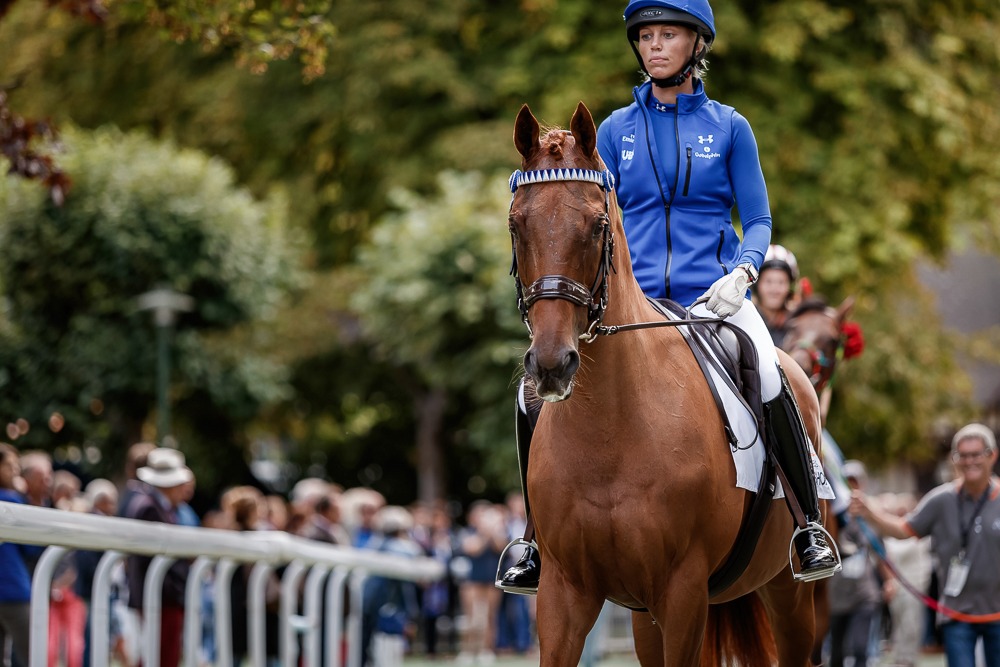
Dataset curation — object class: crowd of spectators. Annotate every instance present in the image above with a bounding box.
[0,440,536,667]
[2,422,997,667]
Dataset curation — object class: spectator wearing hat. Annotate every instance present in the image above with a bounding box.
[123,448,195,667]
[850,423,1000,667]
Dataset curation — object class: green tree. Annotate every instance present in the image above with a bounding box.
[0,126,303,487]
[1,0,997,477]
[350,171,527,502]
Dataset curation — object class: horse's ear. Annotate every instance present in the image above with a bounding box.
[514,104,540,160]
[836,296,855,323]
[570,101,598,159]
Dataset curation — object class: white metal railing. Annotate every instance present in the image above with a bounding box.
[0,501,445,667]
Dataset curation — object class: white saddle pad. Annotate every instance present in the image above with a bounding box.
[671,310,835,501]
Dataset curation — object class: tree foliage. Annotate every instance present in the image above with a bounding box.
[350,171,527,499]
[0,0,998,491]
[0,126,303,486]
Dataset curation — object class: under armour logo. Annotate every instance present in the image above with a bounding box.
[698,135,714,144]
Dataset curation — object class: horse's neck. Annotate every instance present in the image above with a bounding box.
[582,270,689,392]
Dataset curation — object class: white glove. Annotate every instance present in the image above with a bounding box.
[702,267,751,318]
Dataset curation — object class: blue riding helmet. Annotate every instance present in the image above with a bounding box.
[623,0,716,87]
[623,0,716,45]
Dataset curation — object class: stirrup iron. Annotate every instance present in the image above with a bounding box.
[495,538,538,595]
[787,521,842,583]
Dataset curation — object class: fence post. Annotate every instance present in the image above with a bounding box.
[90,550,126,667]
[29,545,68,667]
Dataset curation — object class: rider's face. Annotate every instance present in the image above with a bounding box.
[637,23,698,80]
[755,269,792,311]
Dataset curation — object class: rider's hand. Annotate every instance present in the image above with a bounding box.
[702,267,751,318]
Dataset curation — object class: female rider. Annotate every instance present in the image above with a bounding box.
[498,0,840,595]
[754,243,802,347]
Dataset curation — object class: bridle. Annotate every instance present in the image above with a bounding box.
[508,166,724,342]
[787,321,843,392]
[508,168,617,342]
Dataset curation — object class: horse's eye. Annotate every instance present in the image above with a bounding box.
[592,213,609,237]
[508,213,520,236]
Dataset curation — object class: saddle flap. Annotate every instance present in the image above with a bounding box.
[651,298,764,429]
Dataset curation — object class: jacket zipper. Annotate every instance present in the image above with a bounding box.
[683,145,692,197]
[642,106,674,298]
[716,230,726,273]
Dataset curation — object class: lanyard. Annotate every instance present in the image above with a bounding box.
[958,483,992,553]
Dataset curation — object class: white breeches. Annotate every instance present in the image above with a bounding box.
[690,298,782,401]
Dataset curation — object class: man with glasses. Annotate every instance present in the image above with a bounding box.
[850,423,1000,667]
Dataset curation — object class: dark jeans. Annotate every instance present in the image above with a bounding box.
[829,607,876,667]
[941,620,1000,667]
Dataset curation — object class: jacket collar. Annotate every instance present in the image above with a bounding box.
[634,79,707,115]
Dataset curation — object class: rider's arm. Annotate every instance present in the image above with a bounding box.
[729,112,771,270]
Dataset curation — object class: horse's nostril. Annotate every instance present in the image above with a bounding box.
[563,349,580,376]
[523,349,538,377]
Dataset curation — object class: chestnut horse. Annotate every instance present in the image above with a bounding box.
[509,101,825,666]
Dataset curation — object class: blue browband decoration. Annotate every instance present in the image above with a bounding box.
[509,168,615,194]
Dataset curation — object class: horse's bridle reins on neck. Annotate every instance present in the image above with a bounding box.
[508,167,722,342]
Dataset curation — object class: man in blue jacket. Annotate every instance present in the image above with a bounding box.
[498,0,840,595]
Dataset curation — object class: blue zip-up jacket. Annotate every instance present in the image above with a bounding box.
[597,80,772,306]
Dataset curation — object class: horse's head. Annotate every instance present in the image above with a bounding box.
[782,296,855,392]
[508,102,617,402]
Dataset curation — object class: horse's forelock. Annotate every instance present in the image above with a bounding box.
[534,127,600,168]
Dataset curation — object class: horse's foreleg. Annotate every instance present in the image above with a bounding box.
[535,568,604,667]
[631,612,664,667]
[645,575,710,666]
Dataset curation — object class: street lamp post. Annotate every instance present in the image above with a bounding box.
[137,287,194,447]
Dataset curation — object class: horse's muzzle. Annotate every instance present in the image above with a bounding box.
[523,345,579,401]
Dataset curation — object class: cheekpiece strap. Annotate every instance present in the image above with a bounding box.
[509,168,615,194]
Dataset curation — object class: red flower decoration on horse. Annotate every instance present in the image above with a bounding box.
[841,321,865,359]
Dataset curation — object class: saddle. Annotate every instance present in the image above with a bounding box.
[650,297,764,437]
[651,297,778,598]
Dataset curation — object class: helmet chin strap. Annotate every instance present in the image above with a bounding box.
[632,40,707,89]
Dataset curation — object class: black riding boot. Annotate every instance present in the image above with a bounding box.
[766,368,841,582]
[496,388,541,595]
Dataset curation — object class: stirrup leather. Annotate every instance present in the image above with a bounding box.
[787,522,842,582]
[495,538,538,595]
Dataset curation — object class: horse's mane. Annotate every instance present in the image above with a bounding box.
[789,296,830,319]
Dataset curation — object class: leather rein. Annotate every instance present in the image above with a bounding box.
[508,167,722,342]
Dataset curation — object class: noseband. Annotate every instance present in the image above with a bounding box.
[508,168,616,342]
